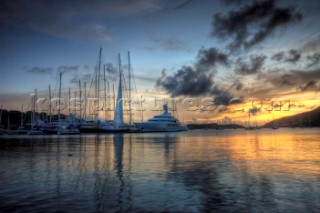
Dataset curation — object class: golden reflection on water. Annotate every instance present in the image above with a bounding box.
[0,129,319,212]
[172,129,320,178]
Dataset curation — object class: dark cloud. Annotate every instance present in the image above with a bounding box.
[70,73,92,84]
[285,49,301,63]
[70,62,117,85]
[212,0,302,51]
[156,47,232,103]
[234,82,243,90]
[156,47,236,105]
[260,68,320,92]
[271,49,301,63]
[298,80,319,91]
[105,63,118,81]
[58,65,78,74]
[306,52,320,68]
[148,34,188,51]
[289,69,320,83]
[273,74,297,86]
[196,47,230,72]
[156,48,229,96]
[211,86,234,105]
[156,67,214,97]
[271,51,284,61]
[27,66,53,75]
[235,55,267,75]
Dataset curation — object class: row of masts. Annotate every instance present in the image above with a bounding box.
[0,48,143,134]
[35,48,137,126]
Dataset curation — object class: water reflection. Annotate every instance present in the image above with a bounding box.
[0,129,319,212]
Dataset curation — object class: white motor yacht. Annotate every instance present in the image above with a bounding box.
[134,103,187,132]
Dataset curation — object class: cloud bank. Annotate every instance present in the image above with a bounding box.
[212,0,302,51]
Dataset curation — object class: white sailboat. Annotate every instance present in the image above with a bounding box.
[14,106,28,134]
[27,89,44,135]
[42,72,80,135]
[99,53,130,132]
[56,72,80,135]
[80,47,105,133]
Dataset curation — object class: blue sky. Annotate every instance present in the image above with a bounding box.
[1,0,320,114]
[0,0,219,92]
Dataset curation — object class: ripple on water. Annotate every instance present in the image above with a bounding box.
[0,130,320,212]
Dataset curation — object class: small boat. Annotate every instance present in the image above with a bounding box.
[27,130,44,135]
[57,124,80,135]
[79,120,100,133]
[13,126,28,134]
[99,121,131,132]
[42,122,59,134]
[134,103,188,132]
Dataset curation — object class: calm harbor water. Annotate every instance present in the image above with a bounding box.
[0,129,319,213]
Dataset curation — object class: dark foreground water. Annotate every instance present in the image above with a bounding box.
[0,129,319,213]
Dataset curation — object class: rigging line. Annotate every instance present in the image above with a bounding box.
[122,70,129,120]
[131,68,143,120]
[86,65,96,119]
[120,58,130,122]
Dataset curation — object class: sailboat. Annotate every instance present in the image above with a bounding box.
[14,106,28,134]
[99,53,130,132]
[244,112,255,130]
[80,47,106,133]
[80,49,133,133]
[25,89,44,135]
[42,72,80,135]
[56,72,80,135]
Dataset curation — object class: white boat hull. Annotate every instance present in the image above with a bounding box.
[134,122,187,132]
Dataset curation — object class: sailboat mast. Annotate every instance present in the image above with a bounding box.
[95,64,97,120]
[113,83,115,116]
[103,64,107,122]
[69,88,71,115]
[114,53,124,125]
[49,85,52,123]
[79,80,82,121]
[21,105,24,127]
[58,72,62,123]
[84,82,87,121]
[96,47,102,121]
[74,91,77,114]
[34,89,37,114]
[140,95,143,122]
[128,51,132,125]
[107,79,110,118]
[32,89,36,123]
[309,116,311,127]
[31,89,37,131]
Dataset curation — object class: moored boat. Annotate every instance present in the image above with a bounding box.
[134,103,187,132]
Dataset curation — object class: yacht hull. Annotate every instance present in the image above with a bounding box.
[134,122,187,132]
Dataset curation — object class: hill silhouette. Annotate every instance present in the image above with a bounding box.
[264,107,320,128]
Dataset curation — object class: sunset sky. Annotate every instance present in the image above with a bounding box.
[1,0,320,124]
